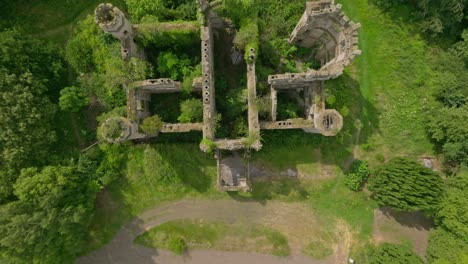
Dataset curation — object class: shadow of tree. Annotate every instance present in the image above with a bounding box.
[379,207,434,231]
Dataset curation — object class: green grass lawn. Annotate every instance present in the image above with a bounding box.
[339,0,437,160]
[135,219,290,256]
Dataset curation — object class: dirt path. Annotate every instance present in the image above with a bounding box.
[78,199,328,264]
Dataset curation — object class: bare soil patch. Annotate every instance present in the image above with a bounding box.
[373,208,433,258]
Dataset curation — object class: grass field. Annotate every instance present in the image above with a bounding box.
[135,219,290,256]
[7,0,126,44]
[340,0,437,159]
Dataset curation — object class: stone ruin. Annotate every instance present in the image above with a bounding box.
[96,0,360,192]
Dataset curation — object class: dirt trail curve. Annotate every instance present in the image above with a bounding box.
[77,199,326,264]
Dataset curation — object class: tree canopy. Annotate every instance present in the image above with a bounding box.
[368,158,444,212]
[0,165,99,263]
[435,170,468,240]
[59,86,89,112]
[374,0,468,37]
[178,99,203,123]
[367,243,424,264]
[0,30,62,202]
[65,16,154,109]
[426,228,468,263]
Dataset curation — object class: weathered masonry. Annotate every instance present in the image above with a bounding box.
[266,0,360,137]
[96,0,360,192]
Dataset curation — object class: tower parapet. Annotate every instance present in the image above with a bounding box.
[95,3,144,60]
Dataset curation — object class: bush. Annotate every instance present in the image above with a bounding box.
[345,173,362,191]
[344,160,369,191]
[178,99,203,123]
[140,115,163,135]
[200,138,216,154]
[325,95,336,106]
[367,243,423,264]
[167,236,186,255]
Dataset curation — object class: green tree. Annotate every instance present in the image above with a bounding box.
[0,29,63,89]
[0,29,63,202]
[0,71,57,202]
[157,52,192,81]
[178,99,203,123]
[435,170,468,240]
[426,228,468,263]
[65,16,112,74]
[140,115,164,135]
[368,158,444,212]
[59,86,89,112]
[451,29,468,66]
[427,105,468,166]
[0,165,99,263]
[374,0,468,37]
[96,143,128,185]
[367,243,423,264]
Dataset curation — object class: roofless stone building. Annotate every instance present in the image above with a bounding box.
[96,0,360,191]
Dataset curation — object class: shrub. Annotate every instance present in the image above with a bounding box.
[167,236,186,255]
[200,138,216,154]
[345,173,362,191]
[325,95,336,106]
[340,105,350,117]
[178,99,203,123]
[140,115,163,135]
[344,160,369,191]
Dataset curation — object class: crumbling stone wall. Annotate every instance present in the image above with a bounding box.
[266,0,357,137]
[96,0,358,191]
[246,48,262,150]
[199,1,217,140]
[289,0,361,76]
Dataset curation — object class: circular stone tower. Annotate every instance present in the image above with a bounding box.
[95,3,143,60]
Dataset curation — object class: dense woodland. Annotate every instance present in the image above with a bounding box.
[0,0,467,263]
